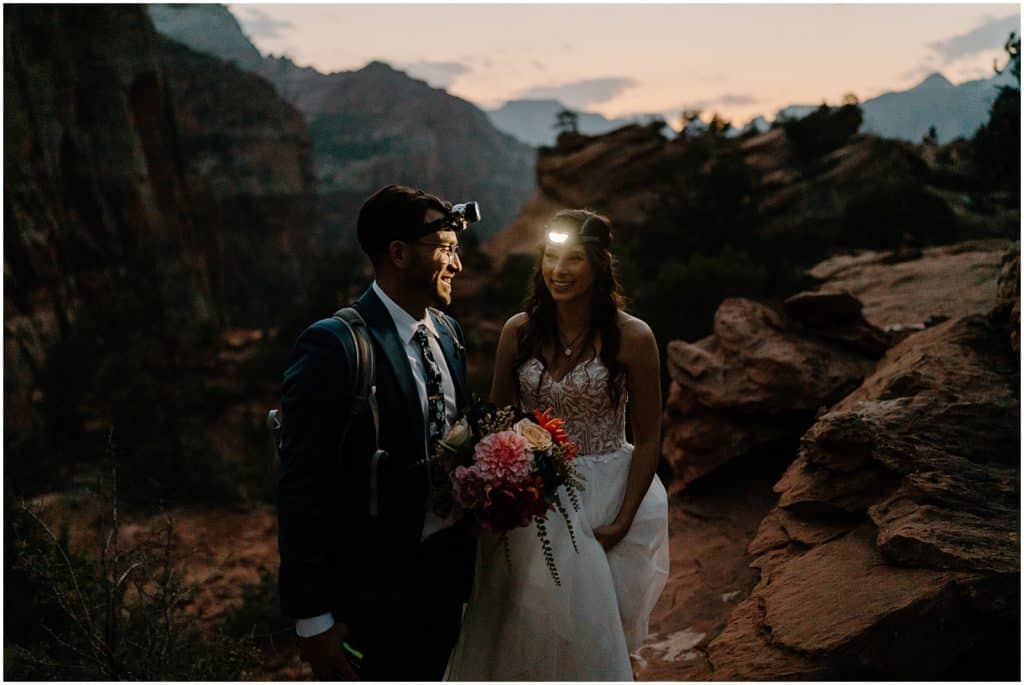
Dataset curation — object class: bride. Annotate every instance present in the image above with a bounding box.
[446,209,670,681]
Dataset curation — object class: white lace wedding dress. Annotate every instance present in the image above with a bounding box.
[445,357,670,681]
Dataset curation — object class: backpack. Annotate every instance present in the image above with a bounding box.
[267,307,384,514]
[267,306,464,517]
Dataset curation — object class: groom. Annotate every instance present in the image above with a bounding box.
[277,185,475,680]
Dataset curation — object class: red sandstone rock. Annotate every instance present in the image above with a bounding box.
[662,298,876,487]
[708,310,1019,679]
[807,240,1011,331]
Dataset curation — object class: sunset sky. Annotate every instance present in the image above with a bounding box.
[229,3,1020,126]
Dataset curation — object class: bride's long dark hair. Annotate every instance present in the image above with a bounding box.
[513,209,628,405]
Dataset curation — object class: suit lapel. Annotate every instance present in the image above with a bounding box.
[430,309,467,409]
[354,287,426,450]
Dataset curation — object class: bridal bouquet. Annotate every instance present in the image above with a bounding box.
[428,400,584,585]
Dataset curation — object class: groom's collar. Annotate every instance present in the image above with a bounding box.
[371,281,440,344]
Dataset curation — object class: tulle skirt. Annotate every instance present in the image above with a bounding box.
[445,444,670,681]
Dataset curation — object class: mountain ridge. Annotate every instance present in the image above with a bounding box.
[148,4,535,243]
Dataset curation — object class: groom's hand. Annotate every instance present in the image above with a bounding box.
[298,623,360,681]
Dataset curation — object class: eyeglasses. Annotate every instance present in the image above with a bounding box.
[415,241,463,260]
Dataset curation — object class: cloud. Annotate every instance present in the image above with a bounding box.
[516,77,637,108]
[400,60,472,88]
[715,94,758,106]
[234,7,293,40]
[675,93,759,112]
[928,13,1020,64]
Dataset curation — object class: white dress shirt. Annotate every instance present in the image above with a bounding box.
[296,281,460,638]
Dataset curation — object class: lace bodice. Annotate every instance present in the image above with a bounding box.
[517,357,628,456]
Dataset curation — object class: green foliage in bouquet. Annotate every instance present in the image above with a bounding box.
[425,399,585,585]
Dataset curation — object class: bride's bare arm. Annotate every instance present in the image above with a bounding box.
[594,316,662,550]
[489,312,527,407]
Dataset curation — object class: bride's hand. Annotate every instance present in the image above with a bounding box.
[593,520,630,551]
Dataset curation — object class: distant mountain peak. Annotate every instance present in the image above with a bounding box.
[362,59,398,72]
[919,72,953,88]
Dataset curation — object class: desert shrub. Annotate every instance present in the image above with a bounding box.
[629,246,770,345]
[841,181,960,249]
[783,103,863,163]
[220,569,294,655]
[4,477,259,680]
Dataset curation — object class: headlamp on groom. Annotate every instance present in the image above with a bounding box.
[356,186,482,265]
[404,201,482,242]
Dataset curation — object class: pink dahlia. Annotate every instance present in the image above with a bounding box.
[473,430,532,485]
[451,465,487,508]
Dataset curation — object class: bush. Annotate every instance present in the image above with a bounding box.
[783,103,863,163]
[221,569,294,654]
[841,182,960,249]
[630,246,771,345]
[4,475,260,680]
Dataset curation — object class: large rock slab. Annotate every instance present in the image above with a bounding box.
[776,314,1019,519]
[710,308,1020,678]
[759,526,973,655]
[711,524,1019,679]
[807,240,1011,331]
[706,597,828,681]
[663,298,877,487]
[782,290,892,356]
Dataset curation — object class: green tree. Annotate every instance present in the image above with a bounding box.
[554,108,579,135]
[707,112,732,137]
[972,32,1021,193]
[782,100,863,163]
[680,109,702,135]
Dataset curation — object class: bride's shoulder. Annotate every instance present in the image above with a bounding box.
[616,311,657,365]
[496,312,529,354]
[502,311,529,333]
[616,311,654,342]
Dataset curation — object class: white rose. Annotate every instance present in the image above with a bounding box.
[440,418,472,450]
[513,418,553,451]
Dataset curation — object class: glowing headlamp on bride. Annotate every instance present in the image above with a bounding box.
[544,214,612,249]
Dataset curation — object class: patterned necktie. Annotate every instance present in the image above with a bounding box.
[413,324,447,450]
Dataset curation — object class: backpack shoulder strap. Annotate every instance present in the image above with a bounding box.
[333,307,380,448]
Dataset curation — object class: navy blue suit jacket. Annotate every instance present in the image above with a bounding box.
[277,287,472,639]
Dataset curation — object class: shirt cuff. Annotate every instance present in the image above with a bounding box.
[295,612,334,638]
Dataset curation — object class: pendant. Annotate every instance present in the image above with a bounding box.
[564,347,572,357]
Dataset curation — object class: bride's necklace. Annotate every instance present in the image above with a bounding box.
[557,327,589,357]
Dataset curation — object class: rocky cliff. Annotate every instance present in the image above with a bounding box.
[155,34,319,327]
[5,5,207,433]
[148,4,536,244]
[4,4,318,496]
[643,239,1020,679]
[486,121,1016,269]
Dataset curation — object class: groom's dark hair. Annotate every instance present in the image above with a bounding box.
[357,184,451,265]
